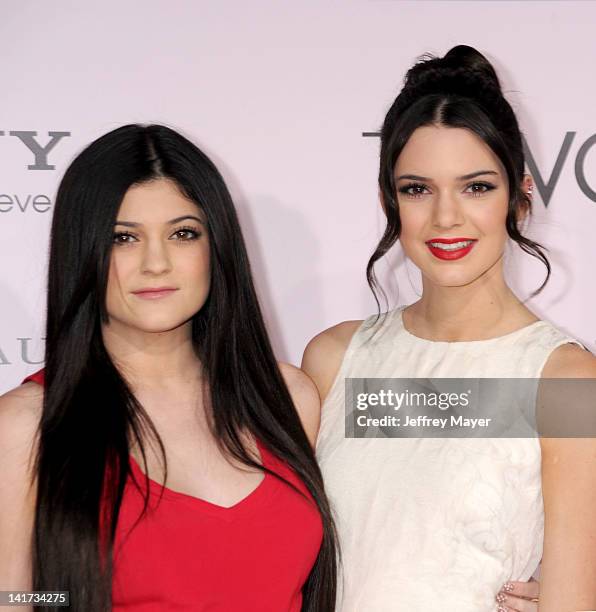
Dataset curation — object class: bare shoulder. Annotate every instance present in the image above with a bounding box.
[0,383,42,484]
[542,342,596,378]
[0,383,43,450]
[540,343,596,453]
[278,362,321,447]
[301,320,363,403]
[0,383,41,589]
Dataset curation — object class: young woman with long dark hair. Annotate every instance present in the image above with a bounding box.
[0,124,337,611]
[303,46,596,611]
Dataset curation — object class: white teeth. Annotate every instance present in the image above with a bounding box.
[429,240,474,251]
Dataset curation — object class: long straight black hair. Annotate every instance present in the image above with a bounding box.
[33,124,337,611]
[368,45,550,309]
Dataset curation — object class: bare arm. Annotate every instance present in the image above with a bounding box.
[300,320,362,404]
[538,344,596,611]
[0,382,42,592]
[278,362,322,448]
[277,320,362,448]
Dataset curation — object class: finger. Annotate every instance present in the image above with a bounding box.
[496,593,538,612]
[500,579,540,600]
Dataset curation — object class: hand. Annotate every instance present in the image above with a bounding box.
[496,579,539,611]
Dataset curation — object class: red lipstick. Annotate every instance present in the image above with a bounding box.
[425,237,477,261]
[132,287,178,300]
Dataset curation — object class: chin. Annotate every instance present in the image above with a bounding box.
[106,311,197,335]
[426,268,493,288]
[137,320,192,334]
[137,310,200,332]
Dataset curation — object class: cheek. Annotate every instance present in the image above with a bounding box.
[398,204,427,243]
[181,245,211,288]
[106,254,124,305]
[105,250,139,310]
[466,201,509,239]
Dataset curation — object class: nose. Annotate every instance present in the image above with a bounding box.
[140,238,172,275]
[431,190,465,230]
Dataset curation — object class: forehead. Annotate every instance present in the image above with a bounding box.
[118,178,201,221]
[395,125,504,178]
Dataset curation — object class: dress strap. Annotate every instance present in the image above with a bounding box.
[22,368,45,386]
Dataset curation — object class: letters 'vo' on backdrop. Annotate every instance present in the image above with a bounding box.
[1,1,595,393]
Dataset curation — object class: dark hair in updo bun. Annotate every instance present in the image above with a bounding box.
[367,45,550,306]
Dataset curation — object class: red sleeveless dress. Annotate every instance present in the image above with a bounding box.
[23,369,323,611]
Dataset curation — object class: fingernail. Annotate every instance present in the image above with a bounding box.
[496,592,507,604]
[502,581,514,592]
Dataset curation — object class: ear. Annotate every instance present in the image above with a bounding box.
[517,174,534,224]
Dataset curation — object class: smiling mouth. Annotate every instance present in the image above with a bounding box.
[428,240,475,251]
[425,238,477,260]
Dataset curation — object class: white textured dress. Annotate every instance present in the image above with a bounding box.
[316,306,579,611]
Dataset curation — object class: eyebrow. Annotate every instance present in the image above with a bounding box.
[114,215,204,227]
[396,170,499,182]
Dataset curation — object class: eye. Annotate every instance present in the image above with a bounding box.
[465,182,496,197]
[112,232,138,245]
[398,183,430,199]
[170,226,201,241]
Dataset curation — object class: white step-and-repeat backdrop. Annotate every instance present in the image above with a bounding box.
[1,1,595,393]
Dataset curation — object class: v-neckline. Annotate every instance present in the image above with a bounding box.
[127,439,274,519]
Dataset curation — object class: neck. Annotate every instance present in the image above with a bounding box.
[406,260,537,341]
[101,320,203,391]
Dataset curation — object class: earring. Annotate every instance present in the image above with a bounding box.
[526,184,534,197]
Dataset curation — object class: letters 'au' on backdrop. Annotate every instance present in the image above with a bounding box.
[1,1,595,393]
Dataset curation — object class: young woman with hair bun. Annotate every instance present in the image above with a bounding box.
[0,124,338,611]
[304,45,596,611]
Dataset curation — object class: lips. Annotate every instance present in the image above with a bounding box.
[425,237,477,261]
[131,287,178,300]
